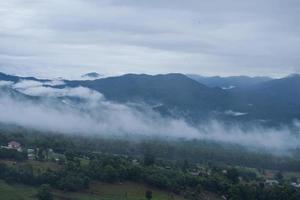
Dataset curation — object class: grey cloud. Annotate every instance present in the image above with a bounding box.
[1,0,300,78]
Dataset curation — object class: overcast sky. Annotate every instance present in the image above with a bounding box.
[1,0,300,78]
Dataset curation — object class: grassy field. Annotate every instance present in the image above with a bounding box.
[0,180,37,200]
[90,181,177,199]
[0,180,187,200]
[0,159,62,173]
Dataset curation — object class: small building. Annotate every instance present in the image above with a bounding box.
[132,159,139,165]
[291,182,300,188]
[189,171,200,177]
[265,179,279,186]
[222,170,228,174]
[27,148,35,160]
[7,141,22,152]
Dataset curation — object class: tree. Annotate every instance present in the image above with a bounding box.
[182,159,189,172]
[37,184,53,200]
[144,151,155,166]
[103,165,118,182]
[275,171,283,181]
[145,190,153,200]
[228,185,256,200]
[65,151,76,161]
[227,168,239,184]
[58,174,89,191]
[37,148,45,161]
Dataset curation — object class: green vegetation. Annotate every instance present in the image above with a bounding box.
[1,130,300,199]
[0,180,186,200]
[145,190,153,200]
[37,184,53,200]
[0,179,36,200]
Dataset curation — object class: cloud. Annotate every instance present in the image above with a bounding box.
[0,0,300,78]
[224,110,248,117]
[23,86,103,101]
[0,81,13,86]
[197,121,300,151]
[13,80,44,89]
[12,80,64,89]
[0,82,299,152]
[0,84,200,138]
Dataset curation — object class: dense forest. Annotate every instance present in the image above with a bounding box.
[1,129,300,200]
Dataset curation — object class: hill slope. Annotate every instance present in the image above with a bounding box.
[62,73,230,119]
[0,72,300,126]
[187,74,272,88]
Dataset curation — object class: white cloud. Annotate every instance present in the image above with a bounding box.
[19,86,104,102]
[12,79,64,90]
[44,80,65,86]
[0,0,300,78]
[224,110,248,116]
[0,83,299,152]
[197,121,300,150]
[0,81,13,86]
[0,85,200,138]
[13,80,43,89]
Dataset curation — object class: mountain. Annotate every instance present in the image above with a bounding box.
[81,72,103,79]
[63,73,230,119]
[187,74,272,89]
[228,74,300,124]
[0,72,48,83]
[0,85,40,102]
[0,72,23,83]
[249,74,300,100]
[0,72,300,126]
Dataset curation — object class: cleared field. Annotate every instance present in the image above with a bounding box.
[0,180,37,200]
[54,181,186,200]
[0,180,186,200]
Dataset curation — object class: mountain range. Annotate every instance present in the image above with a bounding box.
[187,74,272,89]
[0,72,299,127]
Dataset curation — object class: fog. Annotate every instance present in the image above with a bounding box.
[0,81,299,152]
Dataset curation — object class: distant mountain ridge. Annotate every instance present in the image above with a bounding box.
[61,73,230,120]
[187,74,272,88]
[0,72,49,83]
[81,72,103,79]
[0,72,300,126]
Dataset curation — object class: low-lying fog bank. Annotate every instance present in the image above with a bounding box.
[0,80,299,154]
